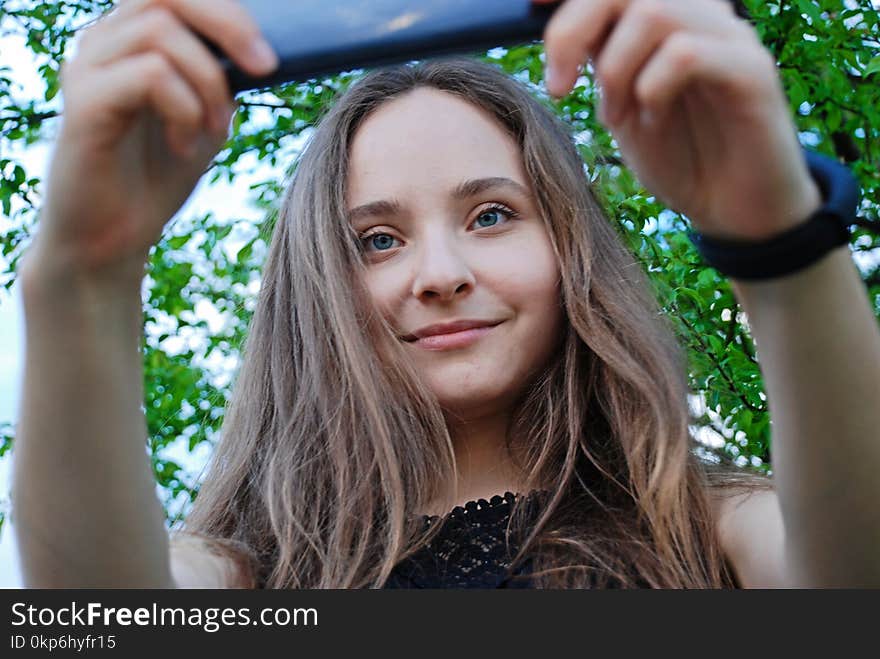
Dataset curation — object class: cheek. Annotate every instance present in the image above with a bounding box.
[488,231,561,308]
[502,235,564,354]
[362,267,403,317]
[360,266,421,350]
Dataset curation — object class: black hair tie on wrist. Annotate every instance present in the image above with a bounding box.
[686,147,861,281]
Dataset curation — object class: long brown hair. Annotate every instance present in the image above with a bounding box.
[178,56,769,588]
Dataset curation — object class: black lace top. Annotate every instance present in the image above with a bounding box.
[383,490,548,589]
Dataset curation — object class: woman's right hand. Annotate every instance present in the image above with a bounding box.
[25,0,278,289]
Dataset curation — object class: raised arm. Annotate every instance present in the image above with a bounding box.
[15,251,176,587]
[10,0,277,587]
[532,0,880,586]
[730,248,880,587]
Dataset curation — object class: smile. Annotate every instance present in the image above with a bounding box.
[407,323,502,351]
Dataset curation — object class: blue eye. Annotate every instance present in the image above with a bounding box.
[359,203,520,255]
[472,205,518,229]
[364,233,398,252]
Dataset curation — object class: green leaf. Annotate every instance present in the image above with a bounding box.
[167,234,190,250]
[794,0,823,25]
[697,268,716,289]
[739,409,753,433]
[236,239,255,265]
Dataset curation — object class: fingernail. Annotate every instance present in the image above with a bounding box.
[247,38,278,72]
[640,107,656,127]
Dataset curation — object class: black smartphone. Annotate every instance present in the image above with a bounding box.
[219,0,561,93]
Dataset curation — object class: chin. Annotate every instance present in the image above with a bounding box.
[431,381,515,415]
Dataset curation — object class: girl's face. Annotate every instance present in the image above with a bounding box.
[346,87,564,419]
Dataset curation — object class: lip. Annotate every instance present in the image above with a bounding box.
[408,324,501,351]
[401,319,504,351]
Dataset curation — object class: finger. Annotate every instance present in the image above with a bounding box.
[81,0,277,76]
[633,31,778,121]
[596,0,747,125]
[540,0,625,98]
[593,1,676,125]
[79,6,234,135]
[83,52,207,158]
[159,0,278,76]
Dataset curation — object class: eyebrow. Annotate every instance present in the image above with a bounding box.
[346,176,533,225]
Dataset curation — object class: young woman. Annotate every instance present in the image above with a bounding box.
[13,0,880,589]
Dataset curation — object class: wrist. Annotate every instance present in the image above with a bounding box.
[19,244,145,339]
[19,237,145,305]
[696,170,823,244]
[687,148,860,282]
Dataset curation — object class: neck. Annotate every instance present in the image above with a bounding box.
[418,407,531,517]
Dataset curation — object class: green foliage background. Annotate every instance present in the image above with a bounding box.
[1,0,878,539]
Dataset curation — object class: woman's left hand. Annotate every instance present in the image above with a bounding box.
[532,0,822,241]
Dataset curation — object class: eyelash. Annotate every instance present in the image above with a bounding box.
[358,203,521,254]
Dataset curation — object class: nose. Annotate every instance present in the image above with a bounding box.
[410,233,476,302]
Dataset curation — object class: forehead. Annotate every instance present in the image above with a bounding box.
[346,87,528,205]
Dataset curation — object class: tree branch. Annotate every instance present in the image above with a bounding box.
[677,305,765,415]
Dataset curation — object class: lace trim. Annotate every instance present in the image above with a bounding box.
[418,490,540,525]
[385,489,548,588]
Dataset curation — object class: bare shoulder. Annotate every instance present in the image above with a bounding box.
[169,533,255,589]
[712,486,789,588]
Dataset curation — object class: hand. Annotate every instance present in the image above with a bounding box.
[27,0,278,288]
[532,0,822,241]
